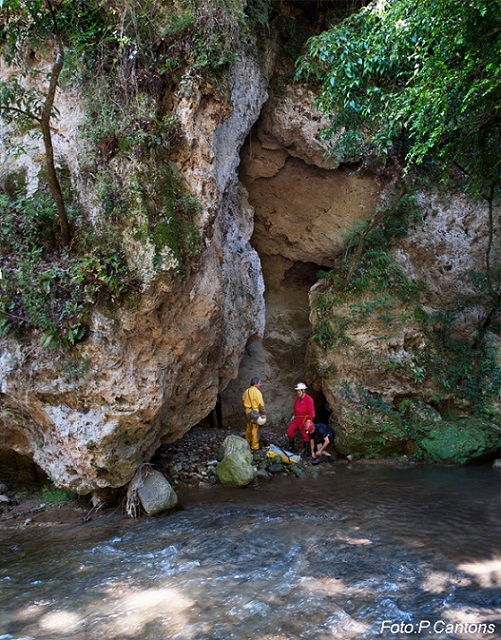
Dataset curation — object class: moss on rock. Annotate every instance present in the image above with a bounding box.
[215,435,255,487]
[336,401,500,464]
[415,417,501,464]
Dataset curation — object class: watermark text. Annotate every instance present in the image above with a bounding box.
[380,620,497,635]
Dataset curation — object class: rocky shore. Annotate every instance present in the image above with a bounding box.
[2,421,498,532]
[0,424,332,529]
[152,424,333,488]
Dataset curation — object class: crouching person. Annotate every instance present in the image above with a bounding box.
[304,421,336,460]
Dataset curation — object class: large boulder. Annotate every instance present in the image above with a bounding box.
[0,54,269,493]
[307,186,500,464]
[415,417,501,465]
[216,435,255,487]
[336,402,501,464]
[137,469,178,516]
[218,434,253,463]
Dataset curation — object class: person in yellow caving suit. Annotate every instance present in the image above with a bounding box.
[242,376,265,452]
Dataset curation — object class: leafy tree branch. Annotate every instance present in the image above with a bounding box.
[39,6,70,244]
[297,0,501,196]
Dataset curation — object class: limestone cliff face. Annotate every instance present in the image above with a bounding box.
[222,81,500,465]
[221,84,383,425]
[0,56,268,493]
[307,188,501,462]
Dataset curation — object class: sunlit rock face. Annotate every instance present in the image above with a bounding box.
[0,56,268,493]
[2,28,498,489]
[221,82,500,462]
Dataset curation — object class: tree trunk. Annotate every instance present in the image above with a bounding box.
[40,24,71,245]
[484,182,495,295]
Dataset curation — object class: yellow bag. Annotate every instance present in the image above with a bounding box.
[267,444,301,464]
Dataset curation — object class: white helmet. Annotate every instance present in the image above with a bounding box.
[294,382,307,390]
[257,415,267,426]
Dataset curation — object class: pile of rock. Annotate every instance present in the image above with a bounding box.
[152,427,327,488]
[153,426,330,490]
[152,426,231,488]
[0,482,12,509]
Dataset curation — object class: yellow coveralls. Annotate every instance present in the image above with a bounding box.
[242,385,265,452]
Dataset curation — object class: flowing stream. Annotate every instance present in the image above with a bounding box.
[1,463,500,640]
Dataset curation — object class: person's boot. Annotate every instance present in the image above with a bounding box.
[287,438,295,452]
[301,442,310,458]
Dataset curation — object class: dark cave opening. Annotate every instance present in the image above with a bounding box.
[282,260,331,290]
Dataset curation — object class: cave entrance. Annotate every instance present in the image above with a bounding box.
[282,260,328,290]
[220,59,379,429]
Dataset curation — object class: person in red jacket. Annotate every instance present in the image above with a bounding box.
[286,382,315,457]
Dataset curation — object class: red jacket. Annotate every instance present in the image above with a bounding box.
[293,393,315,422]
[287,393,315,441]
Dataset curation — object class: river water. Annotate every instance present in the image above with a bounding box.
[0,463,500,640]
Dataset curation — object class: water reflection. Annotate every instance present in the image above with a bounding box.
[0,464,499,639]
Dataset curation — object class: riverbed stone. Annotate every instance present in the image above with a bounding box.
[289,464,308,478]
[216,436,255,487]
[255,468,271,481]
[268,462,285,474]
[216,452,255,487]
[137,470,178,516]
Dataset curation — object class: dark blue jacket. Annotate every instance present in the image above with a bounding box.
[310,423,335,443]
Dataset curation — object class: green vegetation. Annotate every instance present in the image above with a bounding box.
[312,261,500,416]
[409,307,501,414]
[311,191,422,350]
[0,0,275,348]
[300,0,500,459]
[335,382,500,463]
[0,183,136,347]
[297,0,500,197]
[1,0,73,243]
[125,162,203,273]
[41,483,78,503]
[415,417,501,465]
[314,255,500,459]
[310,187,499,437]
